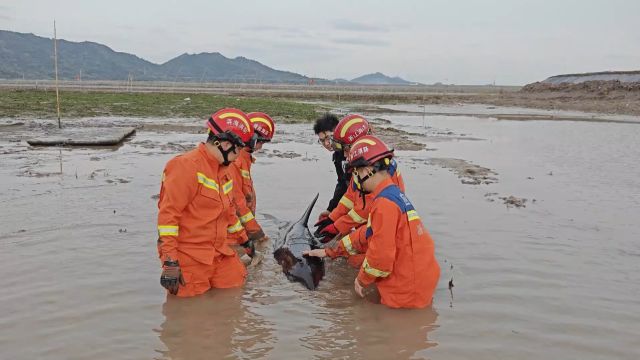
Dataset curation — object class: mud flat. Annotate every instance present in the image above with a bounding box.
[424,158,498,185]
[1,104,640,359]
[27,127,136,146]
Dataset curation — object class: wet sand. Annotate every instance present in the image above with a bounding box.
[1,106,639,359]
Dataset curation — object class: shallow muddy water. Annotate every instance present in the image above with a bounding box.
[1,106,639,359]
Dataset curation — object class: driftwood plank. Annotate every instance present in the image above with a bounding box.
[27,127,136,146]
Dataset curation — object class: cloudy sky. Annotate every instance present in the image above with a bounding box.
[1,0,638,85]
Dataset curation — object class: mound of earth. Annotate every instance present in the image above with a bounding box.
[522,80,640,94]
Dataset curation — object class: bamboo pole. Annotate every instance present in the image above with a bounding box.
[53,20,61,128]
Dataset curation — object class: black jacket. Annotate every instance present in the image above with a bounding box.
[327,151,350,211]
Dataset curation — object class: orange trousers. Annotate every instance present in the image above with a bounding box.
[175,252,247,297]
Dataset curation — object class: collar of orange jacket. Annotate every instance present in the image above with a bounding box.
[239,148,255,164]
[370,177,395,198]
[198,142,222,169]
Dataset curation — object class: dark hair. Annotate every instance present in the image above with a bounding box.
[313,113,339,134]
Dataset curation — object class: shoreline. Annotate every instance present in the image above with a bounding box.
[2,86,640,123]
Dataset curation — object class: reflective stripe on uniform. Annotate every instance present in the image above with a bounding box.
[365,215,373,239]
[196,172,219,192]
[348,209,367,224]
[158,225,179,236]
[362,258,391,278]
[407,210,420,221]
[239,212,255,224]
[240,169,251,179]
[227,220,243,234]
[339,196,354,209]
[341,234,358,255]
[223,179,233,195]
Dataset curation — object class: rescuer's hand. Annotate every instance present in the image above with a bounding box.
[160,260,185,295]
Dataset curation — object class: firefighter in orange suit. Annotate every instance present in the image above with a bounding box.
[157,108,254,297]
[227,112,275,249]
[234,111,276,216]
[314,115,404,246]
[307,135,440,308]
[234,146,257,213]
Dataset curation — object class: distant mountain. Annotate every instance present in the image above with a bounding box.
[157,52,309,83]
[351,72,415,85]
[0,30,156,80]
[0,30,312,83]
[0,29,421,85]
[331,78,352,84]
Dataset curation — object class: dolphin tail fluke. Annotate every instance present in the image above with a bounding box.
[300,193,319,227]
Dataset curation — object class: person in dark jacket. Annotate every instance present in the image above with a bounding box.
[313,113,350,216]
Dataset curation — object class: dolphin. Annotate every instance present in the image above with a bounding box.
[273,193,325,290]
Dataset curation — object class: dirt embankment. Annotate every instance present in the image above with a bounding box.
[474,91,640,117]
[473,80,640,117]
[522,80,640,93]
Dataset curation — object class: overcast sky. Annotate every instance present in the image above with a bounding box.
[1,0,638,85]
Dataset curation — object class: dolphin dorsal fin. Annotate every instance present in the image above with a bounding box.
[299,193,319,227]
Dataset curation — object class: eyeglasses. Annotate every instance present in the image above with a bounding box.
[317,135,331,145]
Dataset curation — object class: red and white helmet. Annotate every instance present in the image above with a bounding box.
[331,114,370,150]
[207,108,254,147]
[347,135,394,169]
[247,112,275,142]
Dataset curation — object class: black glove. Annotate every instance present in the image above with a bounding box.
[313,217,334,237]
[160,260,185,295]
[240,239,256,258]
[318,223,339,243]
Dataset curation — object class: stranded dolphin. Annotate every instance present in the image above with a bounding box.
[273,193,325,290]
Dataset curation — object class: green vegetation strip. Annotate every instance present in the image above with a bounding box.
[0,90,319,122]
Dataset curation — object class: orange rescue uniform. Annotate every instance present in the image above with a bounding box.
[157,143,247,297]
[234,148,257,213]
[356,178,440,309]
[325,223,368,268]
[328,159,404,235]
[227,157,262,245]
[325,159,404,268]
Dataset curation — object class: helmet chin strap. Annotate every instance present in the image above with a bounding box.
[214,140,236,166]
[245,134,258,153]
[355,168,377,209]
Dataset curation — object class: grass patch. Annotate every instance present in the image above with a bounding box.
[0,89,320,122]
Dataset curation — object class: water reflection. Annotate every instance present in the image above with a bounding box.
[157,289,274,360]
[7,114,639,359]
[317,299,439,359]
[357,305,438,359]
[279,261,439,359]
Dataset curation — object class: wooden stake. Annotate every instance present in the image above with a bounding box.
[53,20,61,129]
